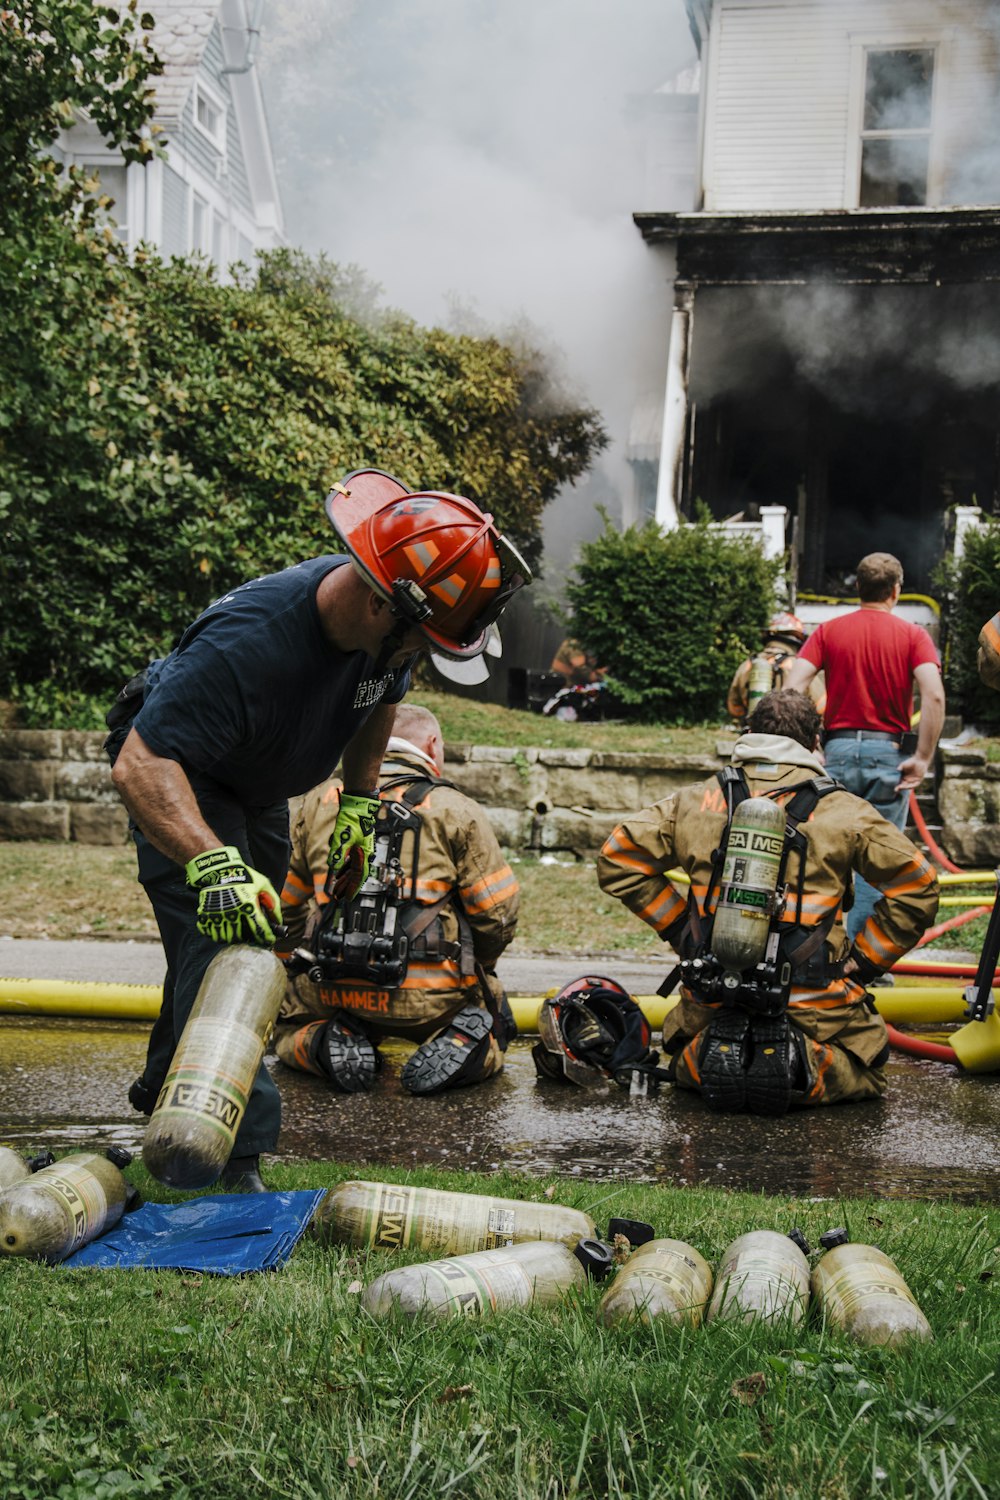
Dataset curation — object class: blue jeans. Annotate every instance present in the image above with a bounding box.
[823,738,908,944]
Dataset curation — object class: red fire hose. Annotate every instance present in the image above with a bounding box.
[909,791,963,874]
[884,1023,959,1065]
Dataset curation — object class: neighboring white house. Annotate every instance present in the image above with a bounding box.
[57,0,283,276]
[635,0,1000,592]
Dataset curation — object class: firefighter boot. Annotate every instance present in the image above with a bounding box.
[318,1017,378,1093]
[697,1009,750,1112]
[220,1155,267,1193]
[745,1015,795,1116]
[401,1006,494,1095]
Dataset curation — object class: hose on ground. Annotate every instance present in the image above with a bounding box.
[884,1023,959,1065]
[909,790,963,873]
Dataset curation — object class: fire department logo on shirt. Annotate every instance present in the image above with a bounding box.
[353,673,394,710]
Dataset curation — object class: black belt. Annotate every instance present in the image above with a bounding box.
[824,730,900,746]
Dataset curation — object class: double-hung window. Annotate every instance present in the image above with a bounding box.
[859,48,935,206]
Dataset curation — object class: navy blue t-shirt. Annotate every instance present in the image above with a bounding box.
[133,556,411,804]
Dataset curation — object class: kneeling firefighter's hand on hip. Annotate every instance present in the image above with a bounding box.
[185,846,283,947]
[327,791,381,900]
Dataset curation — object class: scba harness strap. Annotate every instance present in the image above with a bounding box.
[658,766,850,1014]
[305,772,472,987]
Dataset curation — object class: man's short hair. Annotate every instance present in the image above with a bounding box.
[391,703,441,744]
[856,552,903,602]
[747,689,821,750]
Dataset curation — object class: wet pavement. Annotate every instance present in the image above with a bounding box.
[3,1009,1000,1204]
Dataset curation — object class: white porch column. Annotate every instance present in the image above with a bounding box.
[654,286,694,531]
[953,505,984,562]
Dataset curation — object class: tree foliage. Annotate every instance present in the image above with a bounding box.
[0,11,606,724]
[937,521,1000,730]
[565,510,781,723]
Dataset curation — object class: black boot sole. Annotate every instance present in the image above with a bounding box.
[745,1016,793,1116]
[699,1010,750,1112]
[401,1006,493,1095]
[322,1022,377,1093]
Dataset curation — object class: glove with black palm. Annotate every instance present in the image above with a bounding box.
[186,846,283,947]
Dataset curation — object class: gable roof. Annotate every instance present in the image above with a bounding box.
[142,2,219,122]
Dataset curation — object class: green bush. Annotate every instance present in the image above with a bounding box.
[565,509,781,722]
[937,519,1000,729]
[0,13,606,723]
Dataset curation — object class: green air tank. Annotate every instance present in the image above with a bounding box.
[143,946,286,1190]
[363,1238,612,1320]
[313,1179,597,1255]
[706,1230,810,1326]
[0,1149,132,1264]
[711,797,786,973]
[598,1237,714,1327]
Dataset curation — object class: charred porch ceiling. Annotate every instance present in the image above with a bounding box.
[635,206,1000,592]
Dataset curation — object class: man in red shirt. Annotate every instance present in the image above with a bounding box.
[785,552,944,942]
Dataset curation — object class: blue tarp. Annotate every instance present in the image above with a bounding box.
[62,1190,326,1276]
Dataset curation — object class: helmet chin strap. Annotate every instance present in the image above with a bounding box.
[372,617,412,676]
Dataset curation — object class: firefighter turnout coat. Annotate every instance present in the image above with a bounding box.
[597,733,939,1106]
[274,746,519,1075]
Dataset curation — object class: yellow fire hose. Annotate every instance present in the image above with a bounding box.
[0,976,984,1033]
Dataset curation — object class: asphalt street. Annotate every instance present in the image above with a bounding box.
[0,937,669,997]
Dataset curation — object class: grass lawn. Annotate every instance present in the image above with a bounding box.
[1,1163,997,1498]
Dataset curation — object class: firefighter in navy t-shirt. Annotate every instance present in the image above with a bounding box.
[106,469,530,1191]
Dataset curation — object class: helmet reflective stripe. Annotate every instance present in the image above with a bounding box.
[430,573,466,605]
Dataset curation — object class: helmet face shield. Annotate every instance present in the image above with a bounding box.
[326,469,531,660]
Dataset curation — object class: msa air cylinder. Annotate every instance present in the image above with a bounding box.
[0,1147,54,1190]
[811,1232,932,1347]
[362,1237,612,1319]
[0,1148,133,1264]
[706,1230,811,1326]
[313,1179,597,1255]
[746,654,773,714]
[711,797,786,973]
[143,947,286,1190]
[598,1237,714,1328]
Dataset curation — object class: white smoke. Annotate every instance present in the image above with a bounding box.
[259,0,695,575]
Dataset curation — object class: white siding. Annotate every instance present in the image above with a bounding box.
[702,0,1000,210]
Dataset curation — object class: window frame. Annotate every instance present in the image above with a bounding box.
[191,77,227,152]
[846,31,948,209]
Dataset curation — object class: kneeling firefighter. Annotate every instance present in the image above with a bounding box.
[276,704,519,1094]
[597,690,939,1114]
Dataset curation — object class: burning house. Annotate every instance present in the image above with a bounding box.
[637,0,1000,592]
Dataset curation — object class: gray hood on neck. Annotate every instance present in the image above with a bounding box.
[731,733,825,776]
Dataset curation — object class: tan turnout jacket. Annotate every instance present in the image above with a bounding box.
[597,734,939,1105]
[274,747,519,1073]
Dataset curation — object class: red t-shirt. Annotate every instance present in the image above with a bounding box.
[798,609,939,736]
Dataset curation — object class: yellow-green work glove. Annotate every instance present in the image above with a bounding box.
[327,791,381,900]
[185,846,283,947]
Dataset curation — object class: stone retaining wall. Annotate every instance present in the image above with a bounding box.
[0,729,723,854]
[4,729,998,863]
[936,745,1000,865]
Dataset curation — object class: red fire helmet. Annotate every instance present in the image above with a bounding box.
[326,468,530,659]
